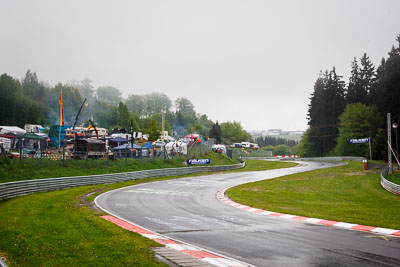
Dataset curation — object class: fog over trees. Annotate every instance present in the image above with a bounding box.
[0,72,251,143]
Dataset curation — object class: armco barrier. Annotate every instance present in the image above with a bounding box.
[0,162,245,201]
[298,156,366,162]
[242,156,366,162]
[381,166,400,195]
[0,258,7,267]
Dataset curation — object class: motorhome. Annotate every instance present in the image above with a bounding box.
[241,142,251,148]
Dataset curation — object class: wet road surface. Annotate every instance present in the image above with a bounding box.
[96,161,400,266]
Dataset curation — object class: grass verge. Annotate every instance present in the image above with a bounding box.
[0,159,294,266]
[0,152,237,183]
[226,161,400,230]
[0,175,192,266]
[232,159,297,172]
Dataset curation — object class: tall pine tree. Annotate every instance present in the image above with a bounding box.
[346,53,375,104]
[380,35,400,124]
[306,68,346,156]
[346,57,363,104]
[359,53,376,101]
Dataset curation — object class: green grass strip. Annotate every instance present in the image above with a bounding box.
[227,161,400,230]
[232,159,297,172]
[0,180,169,266]
[0,152,237,183]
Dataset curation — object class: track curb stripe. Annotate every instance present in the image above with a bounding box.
[100,215,248,267]
[217,189,400,238]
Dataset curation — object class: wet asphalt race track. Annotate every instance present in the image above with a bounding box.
[96,161,400,267]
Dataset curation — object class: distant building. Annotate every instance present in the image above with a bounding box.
[266,129,282,136]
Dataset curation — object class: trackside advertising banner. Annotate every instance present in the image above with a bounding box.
[349,138,369,144]
[187,159,210,165]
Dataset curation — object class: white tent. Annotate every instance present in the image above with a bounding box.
[0,126,26,135]
[165,141,187,155]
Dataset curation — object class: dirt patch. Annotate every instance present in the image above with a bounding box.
[76,188,107,212]
[345,171,367,176]
[250,188,261,192]
[366,163,386,170]
[316,174,338,177]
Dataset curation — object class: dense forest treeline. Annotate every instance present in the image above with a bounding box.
[0,71,252,143]
[254,136,298,148]
[298,34,400,159]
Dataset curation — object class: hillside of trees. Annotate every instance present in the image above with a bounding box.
[298,34,400,160]
[254,136,298,148]
[0,72,250,143]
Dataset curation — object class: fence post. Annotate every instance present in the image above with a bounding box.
[86,147,88,169]
[40,139,43,166]
[125,147,128,164]
[62,144,65,167]
[19,138,22,164]
[106,150,109,169]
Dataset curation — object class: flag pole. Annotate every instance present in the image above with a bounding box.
[59,89,64,149]
[59,90,61,149]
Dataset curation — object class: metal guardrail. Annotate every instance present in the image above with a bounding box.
[0,257,7,267]
[0,163,245,201]
[241,156,366,162]
[380,166,400,195]
[297,156,366,162]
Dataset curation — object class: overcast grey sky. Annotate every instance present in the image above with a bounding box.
[1,0,399,131]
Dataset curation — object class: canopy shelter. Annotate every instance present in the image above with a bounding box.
[112,143,142,158]
[0,126,26,135]
[0,132,48,152]
[108,137,129,148]
[142,142,154,149]
[22,133,48,151]
[48,125,71,147]
[184,133,200,144]
[23,133,47,140]
[0,133,21,139]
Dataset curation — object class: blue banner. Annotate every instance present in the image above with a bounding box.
[349,138,369,144]
[187,159,211,165]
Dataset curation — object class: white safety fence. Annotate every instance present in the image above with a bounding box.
[381,166,400,195]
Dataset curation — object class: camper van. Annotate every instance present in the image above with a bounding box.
[24,124,44,133]
[241,142,251,148]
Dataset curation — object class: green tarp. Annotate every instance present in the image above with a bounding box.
[23,133,47,140]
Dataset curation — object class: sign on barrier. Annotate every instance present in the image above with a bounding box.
[349,138,369,144]
[187,159,210,165]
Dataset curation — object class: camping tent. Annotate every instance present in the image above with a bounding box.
[165,141,187,155]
